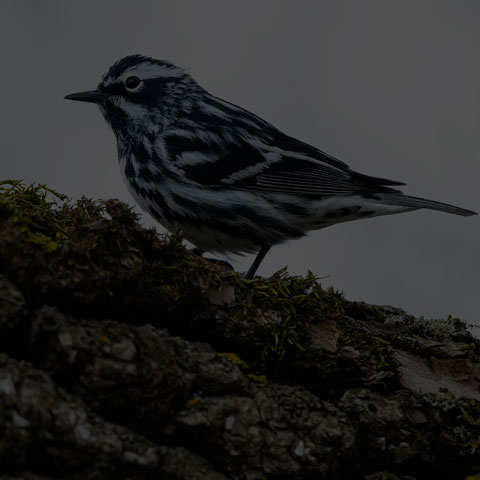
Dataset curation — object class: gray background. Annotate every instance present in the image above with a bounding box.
[1,1,479,325]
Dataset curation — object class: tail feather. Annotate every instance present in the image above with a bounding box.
[378,193,477,217]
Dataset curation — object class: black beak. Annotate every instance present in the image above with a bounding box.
[64,90,112,104]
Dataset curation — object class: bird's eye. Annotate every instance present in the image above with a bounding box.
[125,76,141,90]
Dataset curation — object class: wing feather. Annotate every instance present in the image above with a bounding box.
[169,110,405,195]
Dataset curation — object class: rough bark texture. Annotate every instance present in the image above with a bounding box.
[0,182,479,480]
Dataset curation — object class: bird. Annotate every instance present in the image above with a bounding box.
[65,54,476,279]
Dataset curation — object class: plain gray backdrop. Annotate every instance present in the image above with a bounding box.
[1,1,479,325]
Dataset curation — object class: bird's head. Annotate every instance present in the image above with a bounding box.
[65,54,199,137]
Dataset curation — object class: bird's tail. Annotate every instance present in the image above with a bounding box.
[377,193,477,217]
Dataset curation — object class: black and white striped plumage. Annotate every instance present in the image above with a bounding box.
[65,54,476,278]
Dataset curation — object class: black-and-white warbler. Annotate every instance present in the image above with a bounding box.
[65,55,476,278]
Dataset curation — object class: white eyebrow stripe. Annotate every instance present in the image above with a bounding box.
[103,62,186,86]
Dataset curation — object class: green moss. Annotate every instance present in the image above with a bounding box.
[0,180,474,402]
[217,352,249,368]
[405,315,475,343]
[222,270,344,366]
[0,180,70,235]
[421,391,480,456]
[336,315,399,377]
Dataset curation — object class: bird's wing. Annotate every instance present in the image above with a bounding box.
[239,156,367,195]
[177,134,405,197]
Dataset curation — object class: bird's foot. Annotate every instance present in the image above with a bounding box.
[204,257,234,271]
[190,248,234,271]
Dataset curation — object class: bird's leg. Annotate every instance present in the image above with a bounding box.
[191,247,234,271]
[245,245,271,279]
